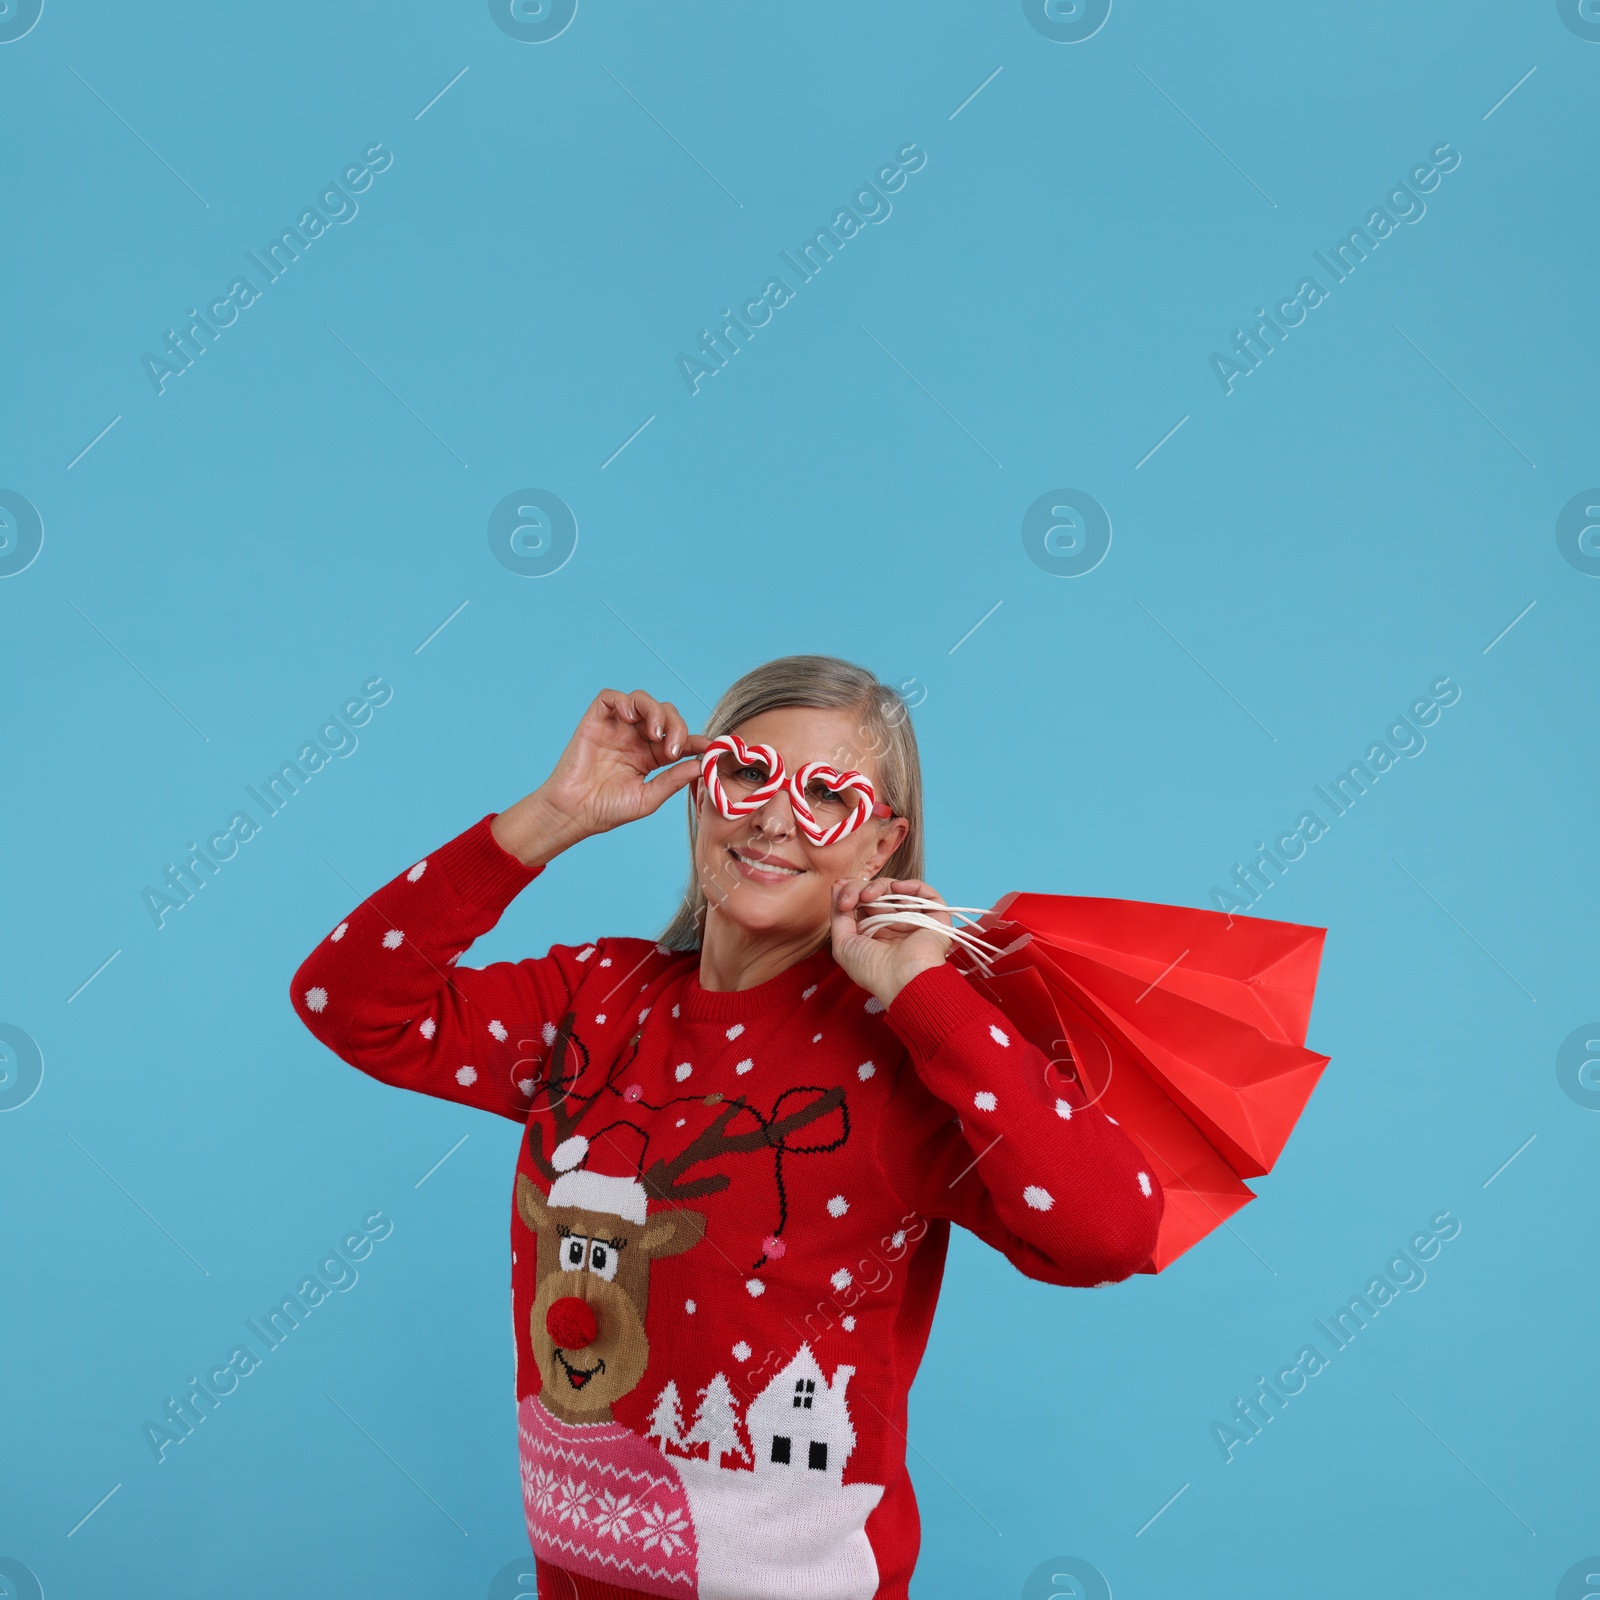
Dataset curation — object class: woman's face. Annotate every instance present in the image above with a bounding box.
[692,705,909,944]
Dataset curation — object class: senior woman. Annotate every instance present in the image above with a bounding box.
[292,655,1161,1600]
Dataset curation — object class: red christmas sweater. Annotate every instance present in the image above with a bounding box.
[290,816,1162,1600]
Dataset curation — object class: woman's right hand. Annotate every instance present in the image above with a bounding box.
[491,689,709,867]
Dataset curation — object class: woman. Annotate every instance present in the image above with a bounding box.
[291,655,1162,1600]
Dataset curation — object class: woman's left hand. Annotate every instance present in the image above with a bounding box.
[830,877,952,1009]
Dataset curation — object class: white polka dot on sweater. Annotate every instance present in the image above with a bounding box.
[857,1062,875,1081]
[1055,1098,1072,1120]
[685,1299,697,1314]
[304,987,328,1013]
[456,1065,478,1086]
[518,1078,534,1096]
[1092,1280,1116,1289]
[674,1063,692,1082]
[419,1018,436,1040]
[973,1090,997,1112]
[488,1019,508,1042]
[671,1003,680,1018]
[600,957,612,968]
[864,996,885,1014]
[595,1014,607,1025]
[802,985,818,1001]
[745,1279,765,1298]
[989,1023,1010,1047]
[1023,1185,1054,1212]
[576,946,595,962]
[330,922,348,942]
[813,1034,823,1044]
[541,1022,557,1047]
[831,1268,853,1292]
[639,1007,651,1024]
[732,1341,751,1361]
[726,1023,744,1041]
[841,1315,856,1331]
[827,1195,849,1218]
[889,1229,906,1251]
[407,860,427,882]
[382,929,404,950]
[1137,1171,1153,1197]
[735,1059,753,1075]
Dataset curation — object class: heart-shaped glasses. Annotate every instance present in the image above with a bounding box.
[696,732,893,847]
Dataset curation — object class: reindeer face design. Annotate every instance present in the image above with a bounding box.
[516,1012,849,1423]
[516,1173,705,1424]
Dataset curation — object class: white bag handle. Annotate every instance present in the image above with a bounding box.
[853,892,1007,977]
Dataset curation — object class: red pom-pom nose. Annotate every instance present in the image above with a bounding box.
[546,1296,598,1349]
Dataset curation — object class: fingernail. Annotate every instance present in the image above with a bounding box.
[669,740,680,757]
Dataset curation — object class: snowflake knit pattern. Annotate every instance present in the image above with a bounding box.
[520,1396,697,1593]
[292,816,1163,1600]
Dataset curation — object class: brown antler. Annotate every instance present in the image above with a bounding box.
[642,1086,847,1202]
[524,1013,591,1181]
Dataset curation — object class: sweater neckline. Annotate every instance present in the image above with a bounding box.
[677,943,836,1023]
[522,1395,633,1440]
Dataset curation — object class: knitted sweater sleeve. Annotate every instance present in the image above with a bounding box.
[878,962,1164,1286]
[289,814,594,1124]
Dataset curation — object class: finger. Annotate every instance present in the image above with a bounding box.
[891,879,951,926]
[627,690,688,770]
[600,690,688,773]
[640,723,691,772]
[855,879,948,939]
[889,878,946,906]
[597,688,642,726]
[627,689,667,740]
[829,882,862,948]
[658,700,693,760]
[596,692,672,778]
[636,754,703,814]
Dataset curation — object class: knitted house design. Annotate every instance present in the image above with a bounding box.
[745,1346,856,1484]
[654,1345,885,1600]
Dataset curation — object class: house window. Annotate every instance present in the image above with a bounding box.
[808,1440,828,1471]
[770,1435,792,1465]
[792,1379,816,1409]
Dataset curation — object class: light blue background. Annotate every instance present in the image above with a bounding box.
[2,2,1596,1596]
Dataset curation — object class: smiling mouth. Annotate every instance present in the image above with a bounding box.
[554,1348,606,1391]
[728,846,805,881]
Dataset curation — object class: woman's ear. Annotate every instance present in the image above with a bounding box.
[864,816,910,876]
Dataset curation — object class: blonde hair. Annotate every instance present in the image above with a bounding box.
[658,655,924,950]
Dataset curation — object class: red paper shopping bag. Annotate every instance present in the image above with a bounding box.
[967,895,1329,1272]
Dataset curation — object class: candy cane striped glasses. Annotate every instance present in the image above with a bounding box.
[695,733,894,847]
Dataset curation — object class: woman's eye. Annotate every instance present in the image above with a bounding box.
[587,1240,619,1281]
[561,1236,588,1271]
[806,783,847,809]
[735,764,767,782]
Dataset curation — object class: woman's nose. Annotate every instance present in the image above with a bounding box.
[752,791,797,837]
[546,1296,598,1349]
